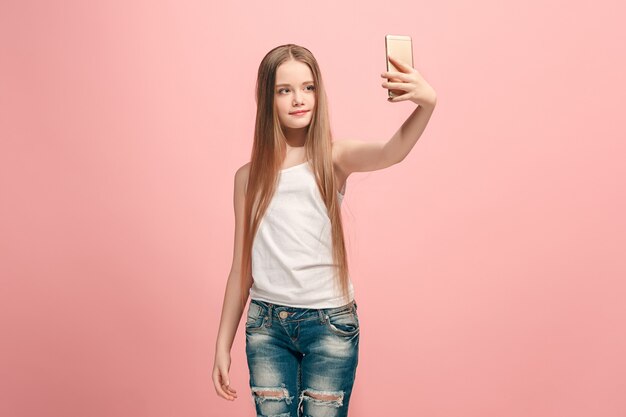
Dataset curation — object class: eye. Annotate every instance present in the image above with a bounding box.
[278,88,290,94]
[306,85,315,91]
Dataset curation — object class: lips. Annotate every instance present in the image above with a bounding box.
[289,110,309,115]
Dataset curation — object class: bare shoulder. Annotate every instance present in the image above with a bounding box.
[234,162,251,193]
[331,139,345,160]
[228,161,252,282]
[332,139,350,169]
[236,161,251,177]
[331,140,350,188]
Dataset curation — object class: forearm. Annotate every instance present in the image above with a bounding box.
[385,101,436,163]
[215,272,249,354]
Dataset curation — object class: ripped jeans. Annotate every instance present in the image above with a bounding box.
[245,298,360,417]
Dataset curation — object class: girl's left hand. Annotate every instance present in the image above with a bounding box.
[381,55,437,108]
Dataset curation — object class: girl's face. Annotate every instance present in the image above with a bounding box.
[274,60,316,131]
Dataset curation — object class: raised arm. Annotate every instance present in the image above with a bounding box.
[333,55,437,175]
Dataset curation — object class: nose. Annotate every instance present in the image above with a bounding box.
[293,91,304,105]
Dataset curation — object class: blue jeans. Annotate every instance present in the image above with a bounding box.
[245,298,360,417]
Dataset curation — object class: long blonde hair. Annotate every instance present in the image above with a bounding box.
[239,44,350,308]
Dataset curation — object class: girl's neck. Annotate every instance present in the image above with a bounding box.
[283,126,307,148]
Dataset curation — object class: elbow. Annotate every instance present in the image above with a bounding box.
[394,153,406,165]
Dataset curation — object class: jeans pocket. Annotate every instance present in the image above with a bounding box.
[245,301,266,331]
[325,309,359,336]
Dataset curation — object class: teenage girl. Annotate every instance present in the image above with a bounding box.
[212,43,437,417]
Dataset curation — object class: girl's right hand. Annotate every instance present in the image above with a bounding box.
[212,350,238,401]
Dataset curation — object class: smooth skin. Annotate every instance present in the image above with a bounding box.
[274,59,316,147]
[212,53,437,401]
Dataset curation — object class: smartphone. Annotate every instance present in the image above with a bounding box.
[385,35,414,98]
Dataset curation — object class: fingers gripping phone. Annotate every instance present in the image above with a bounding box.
[385,35,414,98]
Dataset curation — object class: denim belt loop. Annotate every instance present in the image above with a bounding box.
[266,303,273,327]
[317,308,326,324]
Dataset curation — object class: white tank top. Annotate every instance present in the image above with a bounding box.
[249,160,355,308]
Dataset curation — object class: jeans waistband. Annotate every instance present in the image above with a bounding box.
[251,298,357,316]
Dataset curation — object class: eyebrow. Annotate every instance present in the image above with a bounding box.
[275,81,315,88]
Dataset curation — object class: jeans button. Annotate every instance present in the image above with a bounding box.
[279,311,289,319]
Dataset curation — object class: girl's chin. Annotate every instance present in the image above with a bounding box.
[282,123,310,130]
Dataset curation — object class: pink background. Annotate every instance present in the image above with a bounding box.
[1,0,625,416]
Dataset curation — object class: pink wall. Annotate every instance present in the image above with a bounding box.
[1,0,625,416]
